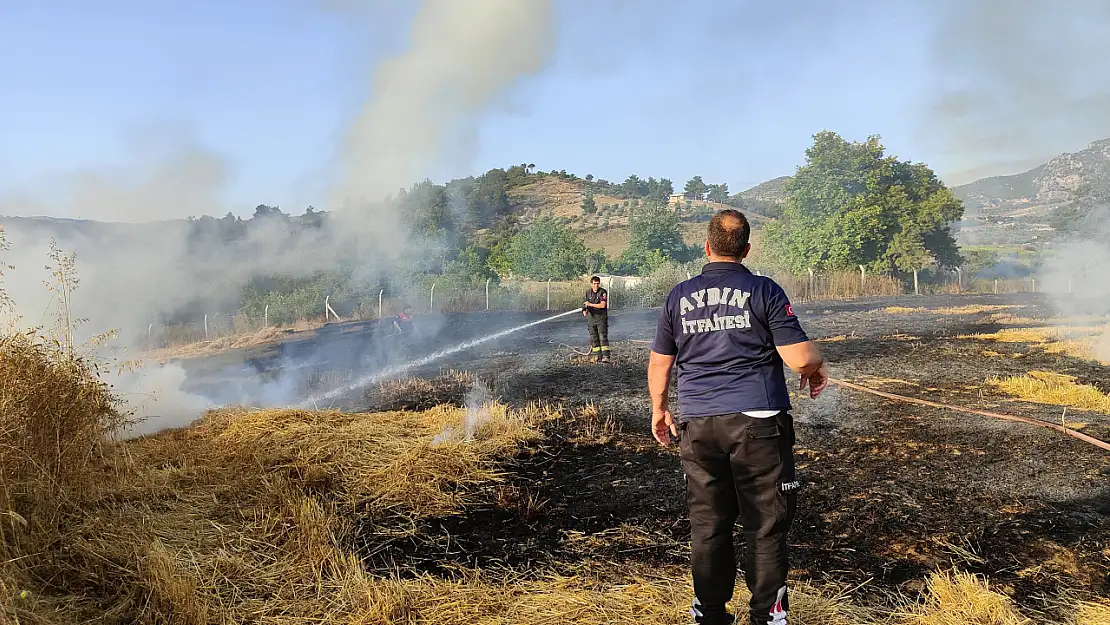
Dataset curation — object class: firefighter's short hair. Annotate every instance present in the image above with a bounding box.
[707,209,751,258]
[590,275,601,283]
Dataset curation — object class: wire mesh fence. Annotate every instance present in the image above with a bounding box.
[150,266,1045,349]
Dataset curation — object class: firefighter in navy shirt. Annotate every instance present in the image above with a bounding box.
[648,209,828,625]
[583,275,610,362]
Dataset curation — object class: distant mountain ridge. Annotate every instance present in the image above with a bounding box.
[954,139,1110,206]
[951,138,1110,244]
[6,139,1110,249]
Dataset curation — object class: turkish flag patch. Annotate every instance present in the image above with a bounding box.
[785,304,795,317]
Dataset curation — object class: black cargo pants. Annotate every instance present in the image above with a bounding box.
[679,412,797,625]
[586,314,609,358]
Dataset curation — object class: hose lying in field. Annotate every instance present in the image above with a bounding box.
[829,378,1110,453]
[628,340,1110,452]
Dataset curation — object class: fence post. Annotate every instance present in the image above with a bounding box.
[913,270,919,296]
[994,278,998,294]
[485,278,491,311]
[430,283,436,312]
[546,279,551,311]
[148,323,153,348]
[859,265,866,290]
[807,267,815,300]
[955,267,962,294]
[204,314,209,340]
[378,289,384,319]
[1068,278,1073,294]
[607,277,615,309]
[1031,277,1035,293]
[325,296,330,321]
[264,304,269,327]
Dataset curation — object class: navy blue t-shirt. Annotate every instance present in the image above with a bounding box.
[650,262,809,420]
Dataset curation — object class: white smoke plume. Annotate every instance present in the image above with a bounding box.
[926,0,1110,182]
[115,364,215,438]
[1036,207,1110,361]
[0,0,557,434]
[432,377,494,444]
[330,0,554,234]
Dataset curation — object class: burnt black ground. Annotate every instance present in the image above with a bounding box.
[176,293,1110,611]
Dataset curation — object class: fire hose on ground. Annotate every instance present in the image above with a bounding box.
[827,378,1110,453]
[627,340,1110,453]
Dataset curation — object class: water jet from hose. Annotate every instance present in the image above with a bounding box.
[297,307,582,407]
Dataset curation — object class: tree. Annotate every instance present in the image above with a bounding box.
[763,131,963,275]
[618,203,694,273]
[397,180,463,272]
[401,181,453,238]
[585,249,609,274]
[466,169,512,228]
[962,248,1000,276]
[684,176,709,199]
[707,183,729,204]
[505,218,589,279]
[444,245,495,285]
[301,206,324,228]
[647,177,674,204]
[622,174,649,198]
[252,204,288,220]
[585,173,594,182]
[581,193,597,215]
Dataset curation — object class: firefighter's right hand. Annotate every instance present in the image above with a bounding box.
[583,310,588,317]
[800,360,829,399]
[652,406,677,446]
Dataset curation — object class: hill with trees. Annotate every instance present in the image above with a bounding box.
[17,131,1105,330]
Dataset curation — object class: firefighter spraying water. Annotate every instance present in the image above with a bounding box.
[297,307,583,408]
[583,275,610,362]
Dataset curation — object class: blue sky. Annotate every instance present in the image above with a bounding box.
[2,0,1108,219]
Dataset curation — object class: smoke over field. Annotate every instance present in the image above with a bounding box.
[927,0,1110,180]
[0,0,555,435]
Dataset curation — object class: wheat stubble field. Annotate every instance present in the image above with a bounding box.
[3,293,1109,624]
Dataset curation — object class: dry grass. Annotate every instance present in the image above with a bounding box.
[146,322,318,362]
[580,226,633,254]
[1077,598,1110,625]
[881,305,1021,316]
[1,331,1098,624]
[0,387,873,625]
[986,313,1041,326]
[2,398,558,623]
[961,324,1110,365]
[930,305,1020,315]
[778,272,904,302]
[987,371,1110,414]
[568,403,621,445]
[372,369,479,411]
[817,334,855,343]
[895,570,1030,625]
[0,332,127,513]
